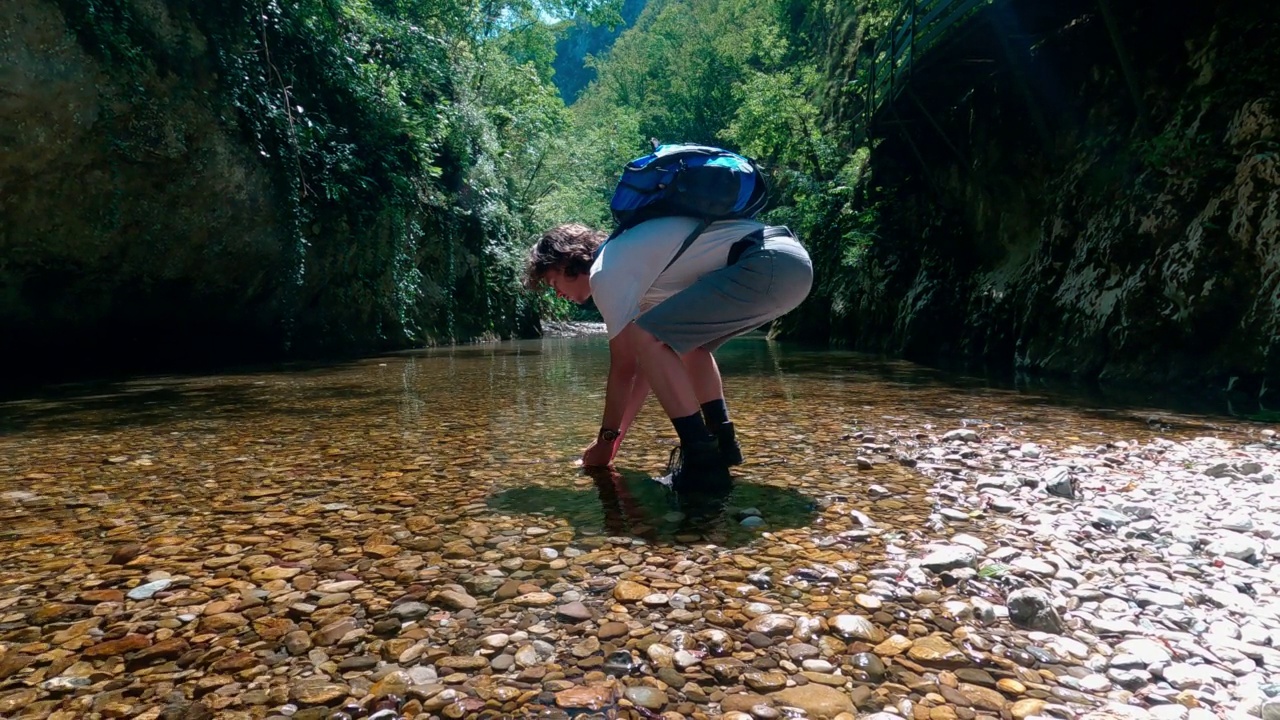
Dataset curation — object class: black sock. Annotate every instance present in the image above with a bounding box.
[672,413,714,445]
[701,399,730,428]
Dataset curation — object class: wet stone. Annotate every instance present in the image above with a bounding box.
[389,602,431,620]
[745,614,796,637]
[657,667,685,688]
[603,651,634,676]
[831,614,883,643]
[770,685,855,718]
[598,621,629,640]
[908,636,966,665]
[554,685,614,710]
[788,643,820,661]
[848,652,886,680]
[6,339,1280,720]
[127,579,172,600]
[290,679,350,706]
[556,601,592,621]
[743,671,789,693]
[624,686,667,710]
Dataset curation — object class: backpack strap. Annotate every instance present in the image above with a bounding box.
[661,219,710,273]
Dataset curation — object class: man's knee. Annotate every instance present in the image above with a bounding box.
[629,323,668,354]
[680,347,710,362]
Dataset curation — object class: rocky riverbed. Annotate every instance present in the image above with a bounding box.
[1,344,1279,720]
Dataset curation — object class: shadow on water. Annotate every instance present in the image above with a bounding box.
[487,467,820,548]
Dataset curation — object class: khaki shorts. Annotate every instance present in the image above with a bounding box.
[635,226,813,354]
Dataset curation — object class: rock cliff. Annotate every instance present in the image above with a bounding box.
[0,0,532,385]
[801,0,1279,404]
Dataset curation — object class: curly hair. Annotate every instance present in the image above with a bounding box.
[522,223,608,291]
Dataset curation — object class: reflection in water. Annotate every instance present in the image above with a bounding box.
[488,466,819,547]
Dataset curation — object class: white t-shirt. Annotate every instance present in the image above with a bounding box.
[589,216,764,339]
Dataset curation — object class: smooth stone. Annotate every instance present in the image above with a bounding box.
[127,580,173,600]
[602,651,634,677]
[1010,699,1048,719]
[907,636,965,664]
[613,580,650,602]
[745,614,797,637]
[744,671,789,693]
[598,622,629,639]
[1115,639,1173,666]
[920,546,978,572]
[554,685,614,710]
[830,614,883,643]
[389,602,431,620]
[556,601,592,621]
[290,680,349,706]
[770,685,855,719]
[848,652,885,680]
[436,590,477,610]
[625,686,667,710]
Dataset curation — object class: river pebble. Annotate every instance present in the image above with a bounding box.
[2,351,1278,719]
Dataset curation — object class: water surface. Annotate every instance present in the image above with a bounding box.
[1,333,1253,558]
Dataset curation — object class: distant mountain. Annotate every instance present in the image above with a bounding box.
[552,0,650,104]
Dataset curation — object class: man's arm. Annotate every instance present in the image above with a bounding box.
[584,324,646,466]
[617,374,649,442]
[601,325,639,429]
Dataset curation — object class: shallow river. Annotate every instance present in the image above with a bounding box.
[0,334,1266,720]
[0,335,1244,545]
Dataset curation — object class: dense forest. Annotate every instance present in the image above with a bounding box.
[2,0,1277,400]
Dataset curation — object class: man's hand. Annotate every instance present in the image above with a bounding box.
[582,438,616,467]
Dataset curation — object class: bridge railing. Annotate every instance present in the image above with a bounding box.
[859,0,993,130]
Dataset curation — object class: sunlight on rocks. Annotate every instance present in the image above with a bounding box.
[1,336,1278,720]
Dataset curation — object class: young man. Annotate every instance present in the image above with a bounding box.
[524,216,812,490]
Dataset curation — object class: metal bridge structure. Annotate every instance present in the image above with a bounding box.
[852,0,1151,155]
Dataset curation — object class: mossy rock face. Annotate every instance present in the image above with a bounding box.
[791,0,1280,398]
[1,1,286,371]
[1,0,531,384]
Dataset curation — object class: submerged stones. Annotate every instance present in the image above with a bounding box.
[2,356,1279,720]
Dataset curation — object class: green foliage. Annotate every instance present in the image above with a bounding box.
[578,0,787,145]
[57,0,152,70]
[55,0,903,354]
[56,0,628,354]
[532,107,647,227]
[978,563,1009,578]
[1132,114,1235,177]
[541,0,889,319]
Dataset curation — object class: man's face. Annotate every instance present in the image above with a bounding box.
[544,268,592,304]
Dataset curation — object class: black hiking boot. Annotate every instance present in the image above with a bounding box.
[676,479,734,526]
[715,422,743,466]
[659,438,731,494]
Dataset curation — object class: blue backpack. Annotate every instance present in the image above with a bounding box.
[605,143,769,267]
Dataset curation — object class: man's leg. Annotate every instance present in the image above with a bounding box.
[682,348,742,465]
[631,324,701,420]
[681,348,724,405]
[627,324,726,485]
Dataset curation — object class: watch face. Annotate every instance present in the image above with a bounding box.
[600,429,620,442]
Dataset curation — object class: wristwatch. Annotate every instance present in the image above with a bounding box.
[599,428,621,443]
